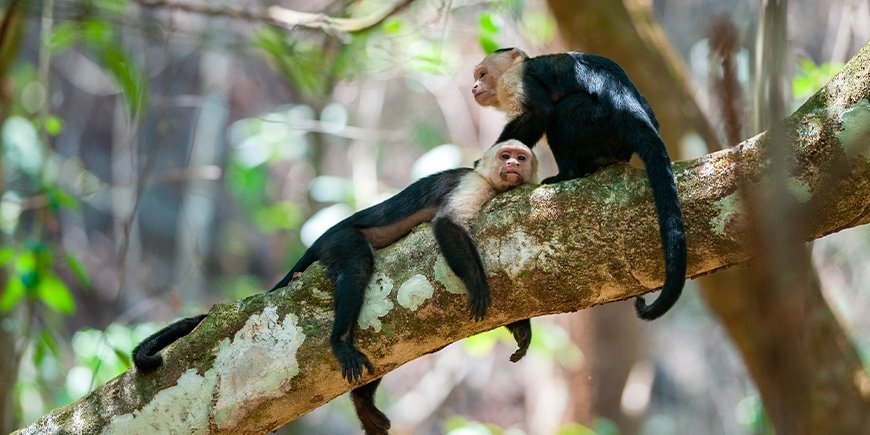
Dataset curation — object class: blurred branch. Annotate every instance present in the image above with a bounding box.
[133,0,414,40]
[15,40,870,435]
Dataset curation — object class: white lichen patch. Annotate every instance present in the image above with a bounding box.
[835,99,870,158]
[787,178,812,203]
[357,272,394,332]
[104,368,217,435]
[397,274,435,310]
[309,287,331,301]
[434,255,467,295]
[711,192,742,237]
[479,229,544,279]
[212,306,306,428]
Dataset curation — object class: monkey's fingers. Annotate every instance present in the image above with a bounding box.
[337,348,373,382]
[467,295,490,321]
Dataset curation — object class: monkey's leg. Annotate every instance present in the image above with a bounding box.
[432,217,491,320]
[504,319,532,362]
[351,378,390,435]
[323,229,376,382]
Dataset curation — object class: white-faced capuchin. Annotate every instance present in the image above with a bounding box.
[473,48,686,320]
[132,140,537,435]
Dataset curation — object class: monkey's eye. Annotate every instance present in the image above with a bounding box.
[518,155,527,161]
[500,153,510,160]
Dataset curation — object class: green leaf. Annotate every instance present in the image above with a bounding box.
[383,17,404,35]
[1,277,25,311]
[82,20,113,47]
[478,12,500,34]
[478,36,499,55]
[35,329,61,366]
[65,253,92,288]
[99,46,147,118]
[0,246,16,266]
[44,115,64,136]
[253,202,303,232]
[50,23,80,53]
[47,185,79,211]
[113,346,132,367]
[37,274,76,314]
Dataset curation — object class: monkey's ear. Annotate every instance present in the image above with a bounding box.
[510,49,528,65]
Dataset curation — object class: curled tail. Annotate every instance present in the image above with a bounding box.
[132,314,207,372]
[633,131,687,320]
[269,247,318,292]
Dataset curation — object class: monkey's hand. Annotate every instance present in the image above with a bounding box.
[467,288,491,321]
[505,318,532,362]
[333,342,375,383]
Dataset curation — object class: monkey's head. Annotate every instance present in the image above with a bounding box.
[476,139,537,192]
[472,48,528,108]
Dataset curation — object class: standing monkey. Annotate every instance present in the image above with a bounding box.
[473,48,686,320]
[133,140,538,435]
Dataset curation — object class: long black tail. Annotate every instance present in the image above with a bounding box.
[632,130,687,320]
[269,247,318,292]
[132,314,207,372]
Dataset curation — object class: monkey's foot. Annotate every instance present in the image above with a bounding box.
[352,380,390,435]
[505,319,532,362]
[357,406,390,435]
[333,343,375,382]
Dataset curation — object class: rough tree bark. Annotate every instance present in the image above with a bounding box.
[15,40,870,435]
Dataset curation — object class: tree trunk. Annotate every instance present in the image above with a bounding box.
[547,1,870,433]
[14,40,870,434]
[544,0,719,430]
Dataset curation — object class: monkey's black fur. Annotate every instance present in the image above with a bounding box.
[132,314,206,372]
[496,51,686,320]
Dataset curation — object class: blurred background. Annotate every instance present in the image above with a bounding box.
[1,0,868,433]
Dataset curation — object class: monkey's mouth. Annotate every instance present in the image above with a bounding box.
[500,170,523,183]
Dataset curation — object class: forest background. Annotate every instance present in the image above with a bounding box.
[1,0,868,434]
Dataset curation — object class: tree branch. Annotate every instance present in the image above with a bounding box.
[133,0,414,40]
[16,42,870,435]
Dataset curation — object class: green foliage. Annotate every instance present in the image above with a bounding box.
[462,320,582,369]
[477,12,502,54]
[255,30,335,98]
[1,242,77,314]
[793,59,844,105]
[16,322,155,424]
[253,201,304,232]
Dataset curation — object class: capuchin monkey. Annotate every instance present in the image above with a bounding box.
[132,140,537,435]
[473,48,686,320]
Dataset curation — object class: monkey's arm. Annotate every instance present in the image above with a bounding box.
[432,216,490,319]
[495,74,554,146]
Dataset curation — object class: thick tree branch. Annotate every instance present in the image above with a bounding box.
[16,42,870,435]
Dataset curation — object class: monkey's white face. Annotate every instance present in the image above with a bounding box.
[472,62,500,107]
[477,140,537,192]
[472,49,527,110]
